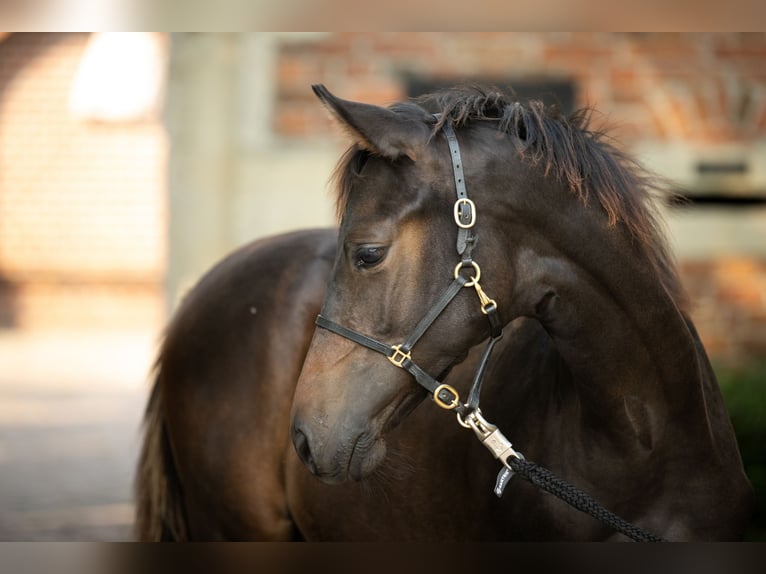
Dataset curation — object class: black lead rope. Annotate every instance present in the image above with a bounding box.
[505,457,667,542]
[316,119,666,542]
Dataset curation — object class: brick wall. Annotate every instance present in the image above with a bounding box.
[0,33,167,330]
[273,33,766,145]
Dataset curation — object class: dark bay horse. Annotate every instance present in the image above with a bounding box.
[136,85,752,541]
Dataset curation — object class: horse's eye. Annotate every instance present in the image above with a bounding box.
[355,246,386,268]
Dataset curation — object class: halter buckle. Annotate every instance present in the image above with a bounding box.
[388,344,412,368]
[433,384,460,410]
[454,198,476,229]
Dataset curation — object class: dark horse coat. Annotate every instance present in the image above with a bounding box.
[136,86,752,541]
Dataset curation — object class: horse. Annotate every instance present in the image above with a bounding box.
[136,85,753,541]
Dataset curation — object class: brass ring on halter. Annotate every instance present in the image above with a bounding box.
[433,384,460,410]
[454,261,481,288]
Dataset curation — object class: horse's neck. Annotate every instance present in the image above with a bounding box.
[507,238,711,453]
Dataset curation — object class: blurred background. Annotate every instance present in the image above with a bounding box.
[0,32,764,540]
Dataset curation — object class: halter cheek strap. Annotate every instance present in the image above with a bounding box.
[315,120,502,416]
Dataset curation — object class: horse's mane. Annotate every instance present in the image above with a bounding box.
[333,86,687,311]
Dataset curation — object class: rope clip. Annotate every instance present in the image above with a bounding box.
[457,409,524,497]
[458,409,523,462]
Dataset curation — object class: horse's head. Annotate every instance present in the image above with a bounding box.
[290,86,512,483]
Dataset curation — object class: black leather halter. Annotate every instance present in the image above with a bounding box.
[315,120,503,417]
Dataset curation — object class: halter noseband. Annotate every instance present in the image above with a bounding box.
[315,120,503,418]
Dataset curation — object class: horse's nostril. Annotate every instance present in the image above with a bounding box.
[292,426,318,475]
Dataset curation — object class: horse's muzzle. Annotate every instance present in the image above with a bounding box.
[290,415,387,484]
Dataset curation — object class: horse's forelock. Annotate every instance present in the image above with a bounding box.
[331,144,366,223]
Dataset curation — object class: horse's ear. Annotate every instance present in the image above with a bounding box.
[312,84,431,161]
